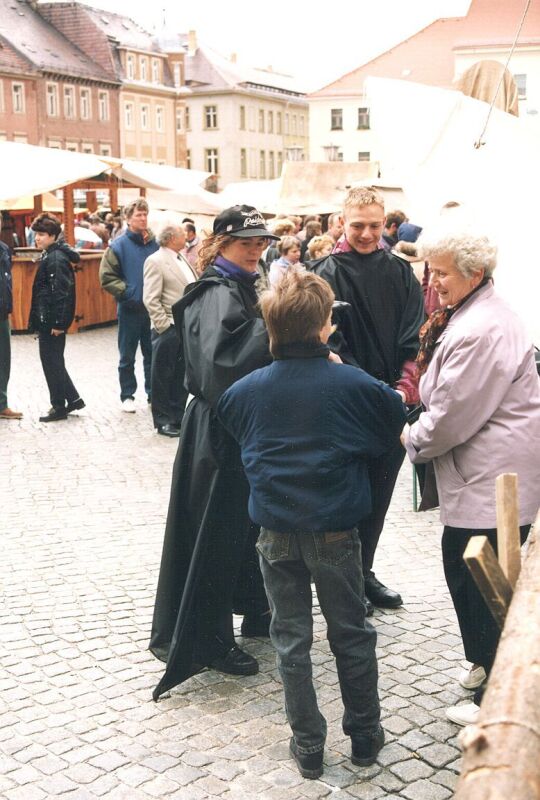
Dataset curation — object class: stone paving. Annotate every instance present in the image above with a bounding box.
[1,327,472,799]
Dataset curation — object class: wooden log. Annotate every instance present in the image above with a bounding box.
[463,537,512,629]
[63,184,75,245]
[454,516,540,800]
[496,473,521,589]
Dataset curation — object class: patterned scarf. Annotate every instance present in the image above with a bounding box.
[416,278,490,376]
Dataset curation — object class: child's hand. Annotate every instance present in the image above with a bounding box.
[328,351,342,364]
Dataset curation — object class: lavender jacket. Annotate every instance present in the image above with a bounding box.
[404,283,540,528]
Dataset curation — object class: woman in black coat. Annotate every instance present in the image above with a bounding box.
[150,206,280,700]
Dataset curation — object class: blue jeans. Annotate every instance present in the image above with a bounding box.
[117,303,152,401]
[257,528,380,754]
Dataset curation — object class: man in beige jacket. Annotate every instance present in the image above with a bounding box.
[143,225,197,437]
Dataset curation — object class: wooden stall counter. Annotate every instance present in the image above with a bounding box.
[11,250,117,333]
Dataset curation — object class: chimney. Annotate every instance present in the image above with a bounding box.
[187,30,197,57]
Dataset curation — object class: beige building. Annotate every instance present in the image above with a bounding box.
[166,33,309,189]
[39,3,187,166]
[308,0,540,168]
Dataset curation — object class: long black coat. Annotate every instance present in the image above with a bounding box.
[149,267,271,700]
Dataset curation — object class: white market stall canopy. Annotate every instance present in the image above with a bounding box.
[108,159,210,192]
[365,77,540,344]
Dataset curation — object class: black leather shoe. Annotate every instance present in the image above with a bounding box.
[240,611,271,637]
[210,645,259,676]
[66,398,85,413]
[157,423,181,438]
[364,574,402,608]
[364,596,374,617]
[289,738,323,780]
[39,407,68,422]
[351,725,385,766]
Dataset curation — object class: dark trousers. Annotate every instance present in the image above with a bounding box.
[357,441,405,576]
[38,331,79,409]
[150,326,188,428]
[0,317,10,410]
[117,303,152,401]
[257,528,379,754]
[442,524,530,675]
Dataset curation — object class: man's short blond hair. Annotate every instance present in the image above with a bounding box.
[343,186,385,214]
[124,198,149,219]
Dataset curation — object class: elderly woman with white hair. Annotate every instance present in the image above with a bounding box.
[402,228,540,727]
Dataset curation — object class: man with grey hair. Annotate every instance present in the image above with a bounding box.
[326,212,343,243]
[143,224,197,436]
[313,186,424,613]
[100,198,158,412]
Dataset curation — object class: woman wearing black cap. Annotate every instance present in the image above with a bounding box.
[150,206,280,700]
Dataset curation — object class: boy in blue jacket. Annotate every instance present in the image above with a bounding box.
[217,269,405,780]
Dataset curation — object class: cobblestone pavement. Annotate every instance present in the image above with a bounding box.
[2,327,471,799]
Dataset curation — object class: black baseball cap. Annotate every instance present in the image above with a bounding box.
[213,205,279,240]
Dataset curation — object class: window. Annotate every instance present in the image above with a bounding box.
[176,108,182,133]
[299,116,304,136]
[63,85,75,119]
[240,148,247,178]
[357,107,370,129]
[284,113,289,134]
[156,106,164,132]
[239,105,246,130]
[80,88,91,120]
[173,63,181,87]
[126,54,135,80]
[277,112,282,134]
[259,150,266,179]
[140,57,148,82]
[331,108,343,130]
[100,144,112,156]
[66,142,78,152]
[98,91,109,121]
[185,106,190,130]
[152,59,160,83]
[259,109,264,132]
[248,107,256,131]
[205,148,218,173]
[47,139,61,148]
[514,73,527,99]
[82,144,93,154]
[268,110,273,133]
[268,150,275,179]
[336,151,344,162]
[204,105,218,129]
[124,102,134,129]
[186,149,191,169]
[13,134,27,143]
[292,115,297,135]
[277,151,283,174]
[358,151,370,161]
[46,83,59,117]
[141,104,149,129]
[249,148,257,178]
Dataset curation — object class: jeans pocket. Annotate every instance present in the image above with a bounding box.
[256,529,290,562]
[313,529,356,566]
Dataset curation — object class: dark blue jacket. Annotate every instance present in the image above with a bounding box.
[109,229,158,306]
[0,241,12,320]
[217,343,406,533]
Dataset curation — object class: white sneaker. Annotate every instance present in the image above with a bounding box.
[458,663,486,690]
[446,702,480,727]
[121,398,136,413]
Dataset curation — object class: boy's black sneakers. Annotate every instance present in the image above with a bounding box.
[289,738,323,780]
[351,725,385,766]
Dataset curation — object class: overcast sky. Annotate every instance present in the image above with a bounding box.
[67,0,472,91]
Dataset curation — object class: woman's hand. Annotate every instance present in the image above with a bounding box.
[328,351,343,364]
[51,328,64,336]
[400,423,410,446]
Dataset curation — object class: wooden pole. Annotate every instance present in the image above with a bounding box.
[86,191,98,213]
[463,537,513,629]
[63,184,75,245]
[496,473,521,589]
[109,184,118,213]
[33,195,43,217]
[454,516,540,800]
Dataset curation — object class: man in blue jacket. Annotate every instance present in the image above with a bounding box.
[99,199,158,412]
[217,269,405,780]
[0,234,22,420]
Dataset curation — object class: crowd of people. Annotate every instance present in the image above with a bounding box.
[1,189,539,782]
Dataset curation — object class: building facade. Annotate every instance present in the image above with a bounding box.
[308,0,540,168]
[171,33,308,188]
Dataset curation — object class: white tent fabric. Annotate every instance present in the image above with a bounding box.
[118,186,223,217]
[0,141,117,206]
[366,77,540,343]
[110,159,210,192]
[217,179,282,214]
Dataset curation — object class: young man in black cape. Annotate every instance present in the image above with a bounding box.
[312,187,425,612]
